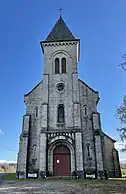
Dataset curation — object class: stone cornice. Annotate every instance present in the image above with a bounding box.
[40,39,80,61]
[41,40,79,49]
[44,128,82,133]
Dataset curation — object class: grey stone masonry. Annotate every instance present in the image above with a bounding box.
[39,132,47,176]
[95,135,104,179]
[42,74,49,103]
[92,113,100,131]
[75,132,84,177]
[113,148,122,178]
[93,113,105,179]
[18,115,30,178]
[17,16,121,179]
[41,104,48,129]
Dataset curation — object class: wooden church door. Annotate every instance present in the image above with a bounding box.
[53,145,70,176]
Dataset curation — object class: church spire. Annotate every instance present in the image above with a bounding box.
[45,16,75,42]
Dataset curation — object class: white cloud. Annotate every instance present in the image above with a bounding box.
[115,141,126,150]
[115,141,126,163]
[0,160,16,164]
[0,129,4,135]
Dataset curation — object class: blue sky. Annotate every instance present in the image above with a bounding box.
[0,0,126,162]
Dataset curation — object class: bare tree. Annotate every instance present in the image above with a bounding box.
[116,54,126,151]
[116,95,126,151]
[119,54,126,70]
[1,164,9,172]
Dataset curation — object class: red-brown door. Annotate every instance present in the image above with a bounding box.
[53,145,70,176]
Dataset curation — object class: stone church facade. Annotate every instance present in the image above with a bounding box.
[17,17,121,179]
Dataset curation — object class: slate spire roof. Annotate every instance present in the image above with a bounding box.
[45,16,75,42]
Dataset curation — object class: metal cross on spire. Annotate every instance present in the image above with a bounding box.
[58,8,64,17]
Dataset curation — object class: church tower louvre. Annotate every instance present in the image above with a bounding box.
[17,16,121,179]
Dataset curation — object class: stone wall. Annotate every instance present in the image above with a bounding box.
[79,79,99,175]
[17,38,121,179]
[24,82,43,170]
[104,135,121,178]
[113,148,121,177]
[18,40,83,177]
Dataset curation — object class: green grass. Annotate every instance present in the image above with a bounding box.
[2,173,126,184]
[1,173,109,185]
[121,168,126,178]
[2,175,108,185]
[3,173,17,180]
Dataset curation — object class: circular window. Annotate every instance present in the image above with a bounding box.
[57,83,65,92]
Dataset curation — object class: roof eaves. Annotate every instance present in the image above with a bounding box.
[24,80,42,97]
[41,39,80,44]
[79,79,98,94]
[103,132,116,143]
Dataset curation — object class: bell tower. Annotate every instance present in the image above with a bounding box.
[39,16,84,177]
[40,16,81,130]
[40,16,80,76]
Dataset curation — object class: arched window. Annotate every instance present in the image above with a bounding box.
[35,107,38,117]
[55,58,60,74]
[84,105,87,115]
[86,143,90,157]
[33,144,37,151]
[32,158,37,165]
[33,144,37,158]
[61,57,66,73]
[57,104,65,123]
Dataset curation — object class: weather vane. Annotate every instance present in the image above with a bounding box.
[58,8,64,17]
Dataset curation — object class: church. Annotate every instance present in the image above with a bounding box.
[17,16,121,179]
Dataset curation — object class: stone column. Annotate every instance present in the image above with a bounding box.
[75,132,84,178]
[40,70,48,176]
[72,73,81,128]
[41,103,48,129]
[94,135,104,179]
[18,115,30,179]
[42,74,49,103]
[73,103,81,129]
[18,134,29,178]
[93,113,105,179]
[39,132,47,177]
[72,73,79,102]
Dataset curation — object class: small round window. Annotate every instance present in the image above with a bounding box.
[57,83,65,92]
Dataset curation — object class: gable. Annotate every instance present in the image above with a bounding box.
[79,79,99,104]
[24,81,43,104]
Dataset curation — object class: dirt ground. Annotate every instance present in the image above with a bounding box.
[0,179,126,194]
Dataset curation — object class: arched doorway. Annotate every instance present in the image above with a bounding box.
[53,145,71,176]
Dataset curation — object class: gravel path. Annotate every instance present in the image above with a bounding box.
[0,180,126,194]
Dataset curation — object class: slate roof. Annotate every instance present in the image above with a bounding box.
[45,16,75,42]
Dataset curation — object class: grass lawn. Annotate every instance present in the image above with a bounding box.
[3,173,17,180]
[2,173,126,185]
[121,168,126,178]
